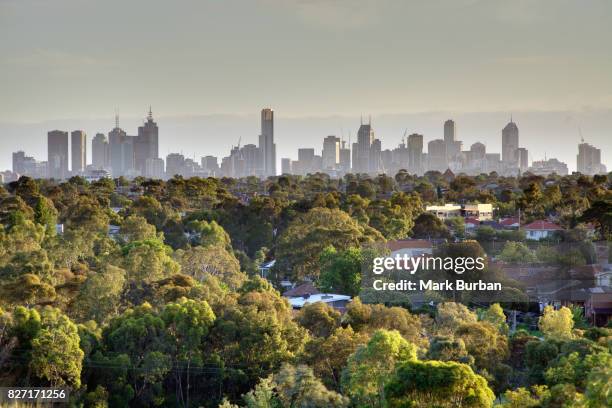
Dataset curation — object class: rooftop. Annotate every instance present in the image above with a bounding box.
[523,220,563,231]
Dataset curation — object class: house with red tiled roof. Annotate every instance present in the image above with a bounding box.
[524,220,563,241]
[499,217,520,229]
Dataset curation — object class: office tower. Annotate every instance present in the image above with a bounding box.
[370,138,382,173]
[322,135,340,170]
[470,142,486,160]
[241,144,261,176]
[145,158,165,179]
[92,133,109,169]
[485,153,501,173]
[47,130,69,179]
[517,147,529,171]
[428,139,447,172]
[339,141,351,172]
[444,120,455,145]
[201,156,220,175]
[502,119,519,166]
[577,142,604,175]
[355,119,374,173]
[108,116,128,176]
[281,158,291,174]
[135,108,159,174]
[166,153,185,177]
[71,130,87,174]
[259,108,276,177]
[297,148,315,175]
[407,133,423,174]
[12,151,26,175]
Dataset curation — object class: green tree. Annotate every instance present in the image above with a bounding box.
[499,242,537,263]
[30,307,84,387]
[275,208,383,281]
[175,245,246,290]
[295,301,341,338]
[384,360,495,408]
[318,246,363,296]
[273,364,348,407]
[539,306,574,339]
[342,329,417,408]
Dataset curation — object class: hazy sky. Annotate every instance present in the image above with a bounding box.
[1,0,611,171]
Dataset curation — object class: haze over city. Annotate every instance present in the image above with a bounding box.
[1,0,611,171]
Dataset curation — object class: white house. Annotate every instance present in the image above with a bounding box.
[523,220,563,241]
[287,293,351,310]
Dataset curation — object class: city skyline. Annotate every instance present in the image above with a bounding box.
[4,107,608,182]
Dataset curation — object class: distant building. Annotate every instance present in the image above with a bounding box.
[12,151,27,175]
[281,158,292,174]
[259,108,276,177]
[339,141,351,173]
[71,130,87,174]
[135,108,159,175]
[408,133,423,174]
[502,120,519,167]
[427,139,447,172]
[322,135,340,170]
[145,158,165,179]
[354,119,374,173]
[517,147,529,172]
[92,133,109,169]
[528,158,568,176]
[166,153,185,177]
[47,130,69,179]
[577,142,605,175]
[201,155,219,175]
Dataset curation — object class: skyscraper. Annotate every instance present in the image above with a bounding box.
[577,142,604,175]
[281,158,292,174]
[92,133,109,169]
[12,151,26,175]
[47,130,69,179]
[517,147,529,171]
[355,119,374,173]
[339,141,351,173]
[109,116,128,176]
[71,130,87,174]
[259,108,276,177]
[407,133,423,174]
[443,119,455,145]
[135,108,159,174]
[502,119,519,166]
[427,139,447,172]
[322,135,340,170]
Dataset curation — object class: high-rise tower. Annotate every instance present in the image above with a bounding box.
[502,118,519,166]
[259,108,276,177]
[136,107,159,174]
[47,130,69,179]
[71,130,87,174]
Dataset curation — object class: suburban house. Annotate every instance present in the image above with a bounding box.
[499,217,520,229]
[585,288,612,326]
[426,204,461,219]
[523,220,563,241]
[286,293,352,311]
[258,259,276,279]
[426,203,493,221]
[386,239,433,258]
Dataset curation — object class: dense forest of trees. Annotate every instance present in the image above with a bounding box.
[0,170,610,407]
